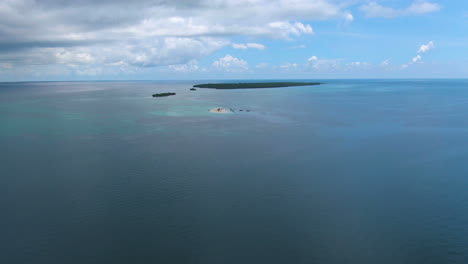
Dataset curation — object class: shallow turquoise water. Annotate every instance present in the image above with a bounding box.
[1,80,468,263]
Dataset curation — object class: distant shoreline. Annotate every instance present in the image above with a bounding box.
[193,82,321,89]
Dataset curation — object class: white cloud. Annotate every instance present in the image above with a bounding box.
[381,59,391,66]
[125,37,229,67]
[55,50,96,64]
[61,37,228,68]
[360,1,441,18]
[106,61,127,66]
[412,55,422,63]
[403,40,434,68]
[360,2,396,18]
[343,11,354,24]
[256,62,269,68]
[124,18,314,39]
[0,0,352,74]
[76,67,103,76]
[232,43,249,50]
[168,60,200,72]
[280,63,299,70]
[346,61,371,70]
[407,1,441,15]
[246,43,266,50]
[232,43,266,50]
[306,56,340,70]
[267,21,314,39]
[418,41,434,53]
[213,54,249,72]
[275,56,371,73]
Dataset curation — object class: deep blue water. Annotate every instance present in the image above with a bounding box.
[1,79,468,264]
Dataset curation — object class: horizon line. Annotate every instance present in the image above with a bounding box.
[2,78,468,84]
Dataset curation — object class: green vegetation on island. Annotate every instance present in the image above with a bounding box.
[193,82,321,89]
[152,92,176,97]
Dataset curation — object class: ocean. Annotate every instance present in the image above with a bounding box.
[1,79,468,263]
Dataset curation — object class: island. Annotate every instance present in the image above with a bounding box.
[152,92,176,97]
[209,107,231,113]
[193,82,321,89]
[208,107,251,113]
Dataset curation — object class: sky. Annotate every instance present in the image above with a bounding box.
[0,0,467,81]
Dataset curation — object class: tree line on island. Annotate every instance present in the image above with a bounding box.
[152,92,176,97]
[152,82,321,97]
[193,82,321,89]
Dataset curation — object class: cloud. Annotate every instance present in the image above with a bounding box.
[55,51,96,64]
[343,11,354,24]
[123,17,314,39]
[412,54,422,63]
[403,40,434,68]
[168,60,200,72]
[266,21,314,39]
[418,41,434,53]
[273,56,372,73]
[0,0,352,74]
[349,61,362,67]
[122,37,229,67]
[306,56,340,70]
[280,63,299,70]
[0,37,229,69]
[232,43,266,50]
[213,54,249,72]
[380,59,391,66]
[75,67,103,76]
[406,1,441,15]
[360,1,441,18]
[256,62,269,68]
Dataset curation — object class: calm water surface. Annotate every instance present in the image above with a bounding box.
[1,80,468,263]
